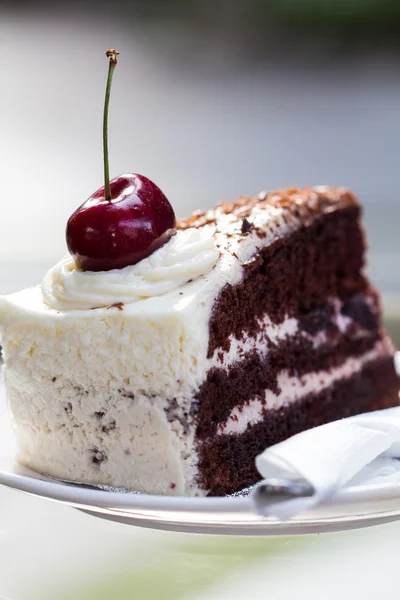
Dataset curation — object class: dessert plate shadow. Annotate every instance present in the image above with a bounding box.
[2,381,400,535]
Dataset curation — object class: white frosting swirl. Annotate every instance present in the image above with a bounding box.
[41,228,220,311]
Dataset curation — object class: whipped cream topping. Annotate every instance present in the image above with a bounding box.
[41,227,220,310]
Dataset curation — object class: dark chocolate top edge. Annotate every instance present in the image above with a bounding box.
[177,186,359,231]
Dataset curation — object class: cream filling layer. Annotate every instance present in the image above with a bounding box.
[41,227,220,310]
[208,298,368,372]
[218,339,393,436]
[208,314,299,371]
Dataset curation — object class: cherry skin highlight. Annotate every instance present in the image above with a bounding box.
[66,174,176,272]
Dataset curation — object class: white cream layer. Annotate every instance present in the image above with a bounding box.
[42,227,220,311]
[218,338,393,436]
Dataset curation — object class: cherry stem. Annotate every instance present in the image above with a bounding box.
[103,49,119,201]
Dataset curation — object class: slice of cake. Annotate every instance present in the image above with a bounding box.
[1,186,398,496]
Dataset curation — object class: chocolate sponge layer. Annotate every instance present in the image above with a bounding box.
[198,357,399,496]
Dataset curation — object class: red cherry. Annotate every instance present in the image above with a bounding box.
[66,173,176,272]
[66,51,176,271]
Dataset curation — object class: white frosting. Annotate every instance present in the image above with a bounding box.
[219,339,392,436]
[41,227,220,311]
[6,364,200,496]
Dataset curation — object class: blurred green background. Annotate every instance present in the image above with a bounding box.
[133,0,400,35]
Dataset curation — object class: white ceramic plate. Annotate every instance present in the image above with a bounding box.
[2,379,400,535]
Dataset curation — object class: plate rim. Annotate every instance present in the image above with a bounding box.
[3,464,400,514]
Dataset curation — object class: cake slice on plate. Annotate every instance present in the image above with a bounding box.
[1,50,398,496]
[1,186,398,496]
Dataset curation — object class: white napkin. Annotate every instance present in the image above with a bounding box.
[252,406,400,520]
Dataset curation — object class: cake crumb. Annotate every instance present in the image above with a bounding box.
[241,218,252,234]
[102,419,116,433]
[89,448,107,466]
[107,302,124,311]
